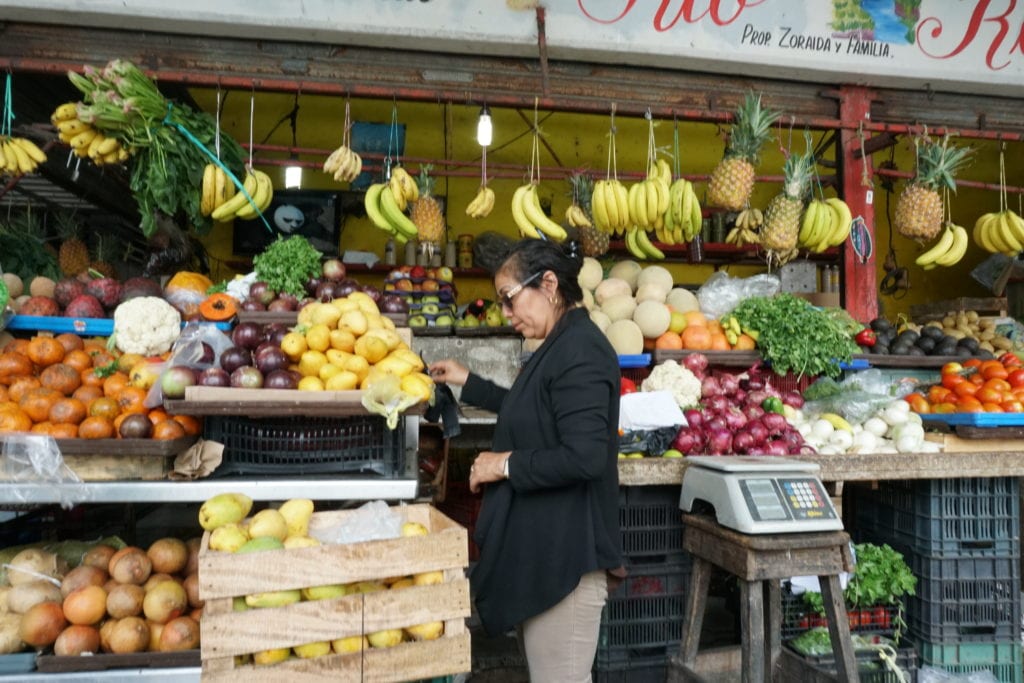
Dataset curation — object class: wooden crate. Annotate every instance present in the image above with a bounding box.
[0,436,196,481]
[911,297,1007,321]
[199,504,470,682]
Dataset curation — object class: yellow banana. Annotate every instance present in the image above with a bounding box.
[380,185,419,239]
[68,128,97,150]
[511,184,542,239]
[523,185,568,241]
[0,143,7,172]
[200,163,217,217]
[974,213,998,253]
[51,102,79,123]
[591,182,611,233]
[612,181,630,235]
[389,173,408,211]
[215,167,235,209]
[12,138,47,164]
[212,171,258,221]
[322,146,349,174]
[656,158,672,186]
[635,227,665,259]
[798,200,820,246]
[687,184,703,241]
[997,211,1023,253]
[645,180,659,226]
[915,225,956,267]
[935,224,968,267]
[825,197,853,246]
[1002,210,1024,246]
[602,181,621,233]
[808,201,833,252]
[397,167,418,201]
[628,182,644,228]
[235,170,273,219]
[624,227,647,259]
[821,413,853,432]
[5,139,33,174]
[57,119,88,136]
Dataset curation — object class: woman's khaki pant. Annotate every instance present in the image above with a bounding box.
[518,569,610,682]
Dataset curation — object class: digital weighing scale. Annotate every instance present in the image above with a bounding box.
[680,456,843,534]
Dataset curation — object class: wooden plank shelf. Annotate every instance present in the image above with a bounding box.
[165,386,427,417]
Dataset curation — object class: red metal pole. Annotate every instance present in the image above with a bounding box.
[839,86,877,323]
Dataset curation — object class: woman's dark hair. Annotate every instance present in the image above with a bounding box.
[497,239,583,308]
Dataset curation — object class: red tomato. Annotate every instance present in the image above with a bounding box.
[941,373,964,390]
[963,358,983,369]
[953,381,979,398]
[870,606,890,629]
[846,610,862,628]
[1001,400,1024,413]
[981,360,1009,381]
[907,394,931,414]
[1000,352,1023,368]
[1007,369,1024,389]
[931,402,958,414]
[927,385,953,404]
[982,402,1005,412]
[976,387,1004,405]
[620,377,638,395]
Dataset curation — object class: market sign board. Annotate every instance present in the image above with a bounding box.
[4,0,1022,97]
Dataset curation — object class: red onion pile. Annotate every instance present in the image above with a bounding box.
[672,357,811,456]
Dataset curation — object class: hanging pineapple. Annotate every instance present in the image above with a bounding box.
[761,141,815,264]
[410,165,446,245]
[566,173,609,257]
[55,212,89,276]
[895,135,972,241]
[707,91,780,211]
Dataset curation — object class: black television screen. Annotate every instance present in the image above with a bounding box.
[233,190,341,256]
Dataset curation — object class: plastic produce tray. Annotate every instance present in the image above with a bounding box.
[914,640,1022,683]
[922,412,1024,427]
[5,315,231,335]
[594,561,689,673]
[904,552,1021,643]
[617,485,689,564]
[780,587,899,640]
[790,645,917,683]
[204,414,406,477]
[851,478,1020,557]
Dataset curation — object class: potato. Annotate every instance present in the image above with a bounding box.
[0,613,23,654]
[7,549,67,587]
[7,581,62,615]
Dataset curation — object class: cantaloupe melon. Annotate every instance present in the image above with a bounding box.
[635,283,668,304]
[605,319,644,355]
[636,265,673,293]
[594,278,632,306]
[666,288,699,313]
[578,258,603,292]
[601,294,637,322]
[633,300,671,338]
[581,288,595,310]
[589,309,611,333]
[608,261,642,292]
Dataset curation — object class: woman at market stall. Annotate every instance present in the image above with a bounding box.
[428,238,624,683]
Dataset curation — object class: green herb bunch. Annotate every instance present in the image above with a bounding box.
[730,293,859,378]
[252,235,323,298]
[68,60,245,238]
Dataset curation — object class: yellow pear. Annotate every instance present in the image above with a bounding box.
[343,354,370,382]
[298,350,328,378]
[348,581,385,594]
[365,328,401,351]
[389,577,415,590]
[405,621,444,641]
[199,492,252,531]
[340,310,368,336]
[280,332,308,361]
[237,536,285,553]
[332,635,368,654]
[283,535,320,549]
[413,571,444,586]
[328,328,356,352]
[309,303,341,328]
[301,584,347,601]
[305,324,332,352]
[247,509,289,542]
[354,334,388,364]
[318,362,343,382]
[325,371,359,391]
[331,298,359,314]
[325,348,352,366]
[400,521,429,537]
[278,499,314,537]
[366,628,403,648]
[253,647,291,665]
[298,376,325,391]
[401,373,435,403]
[293,641,332,659]
[209,523,249,552]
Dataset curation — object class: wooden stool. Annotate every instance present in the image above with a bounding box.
[667,514,859,683]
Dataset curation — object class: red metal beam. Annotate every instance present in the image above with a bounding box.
[838,86,878,323]
[874,167,1024,195]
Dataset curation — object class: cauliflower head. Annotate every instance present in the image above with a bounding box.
[113,296,181,356]
[641,361,702,408]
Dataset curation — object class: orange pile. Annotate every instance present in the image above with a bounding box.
[904,355,1024,414]
[0,333,201,439]
[647,311,756,352]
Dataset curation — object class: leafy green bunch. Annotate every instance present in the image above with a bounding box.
[253,235,323,298]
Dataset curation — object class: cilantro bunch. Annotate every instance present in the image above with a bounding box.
[252,235,323,298]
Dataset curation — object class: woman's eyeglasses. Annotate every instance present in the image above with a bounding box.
[498,271,542,309]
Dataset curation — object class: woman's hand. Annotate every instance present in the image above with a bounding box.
[469,451,511,493]
[428,359,470,386]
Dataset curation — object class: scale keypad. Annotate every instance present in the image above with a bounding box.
[780,477,835,519]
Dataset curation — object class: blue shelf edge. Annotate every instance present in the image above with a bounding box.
[618,354,651,368]
[7,315,231,335]
[922,412,1024,427]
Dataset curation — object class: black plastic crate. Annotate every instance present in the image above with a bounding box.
[914,640,1023,683]
[205,414,407,477]
[594,562,689,671]
[791,645,917,683]
[851,479,1020,557]
[904,551,1021,643]
[618,485,688,564]
[781,586,900,640]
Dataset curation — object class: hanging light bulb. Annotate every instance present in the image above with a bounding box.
[285,159,303,189]
[476,104,492,147]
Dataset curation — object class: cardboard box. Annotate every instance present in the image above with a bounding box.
[199,504,470,682]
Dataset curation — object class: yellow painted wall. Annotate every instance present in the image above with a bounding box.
[188,88,1021,317]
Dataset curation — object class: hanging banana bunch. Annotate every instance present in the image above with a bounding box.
[972,146,1024,259]
[510,104,566,242]
[50,101,128,166]
[590,106,630,237]
[466,135,494,219]
[322,98,363,183]
[623,114,667,260]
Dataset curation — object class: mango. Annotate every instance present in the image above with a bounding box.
[301,584,347,601]
[331,635,368,654]
[405,621,444,641]
[247,509,288,542]
[278,499,314,537]
[245,589,301,608]
[293,641,331,659]
[253,647,291,666]
[400,521,429,537]
[199,493,252,531]
[366,628,403,648]
[209,523,249,553]
[236,537,285,554]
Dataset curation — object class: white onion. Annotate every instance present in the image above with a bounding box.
[882,405,910,427]
[886,400,911,414]
[810,419,835,440]
[797,423,813,438]
[896,434,923,453]
[851,431,878,452]
[863,417,889,437]
[828,430,853,450]
[817,445,841,455]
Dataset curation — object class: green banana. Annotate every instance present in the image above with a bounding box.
[380,185,419,239]
[363,184,396,234]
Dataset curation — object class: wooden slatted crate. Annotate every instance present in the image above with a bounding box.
[199,504,470,682]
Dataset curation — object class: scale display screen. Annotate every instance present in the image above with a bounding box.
[740,477,837,523]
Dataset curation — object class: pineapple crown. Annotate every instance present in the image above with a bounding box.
[52,210,82,240]
[567,172,594,209]
[914,135,973,192]
[416,164,436,198]
[725,91,781,164]
[781,132,816,200]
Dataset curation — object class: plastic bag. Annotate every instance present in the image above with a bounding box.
[803,369,915,424]
[0,435,88,510]
[361,375,420,430]
[312,500,401,545]
[145,322,234,407]
[919,666,998,683]
[697,272,781,321]
[618,426,680,456]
